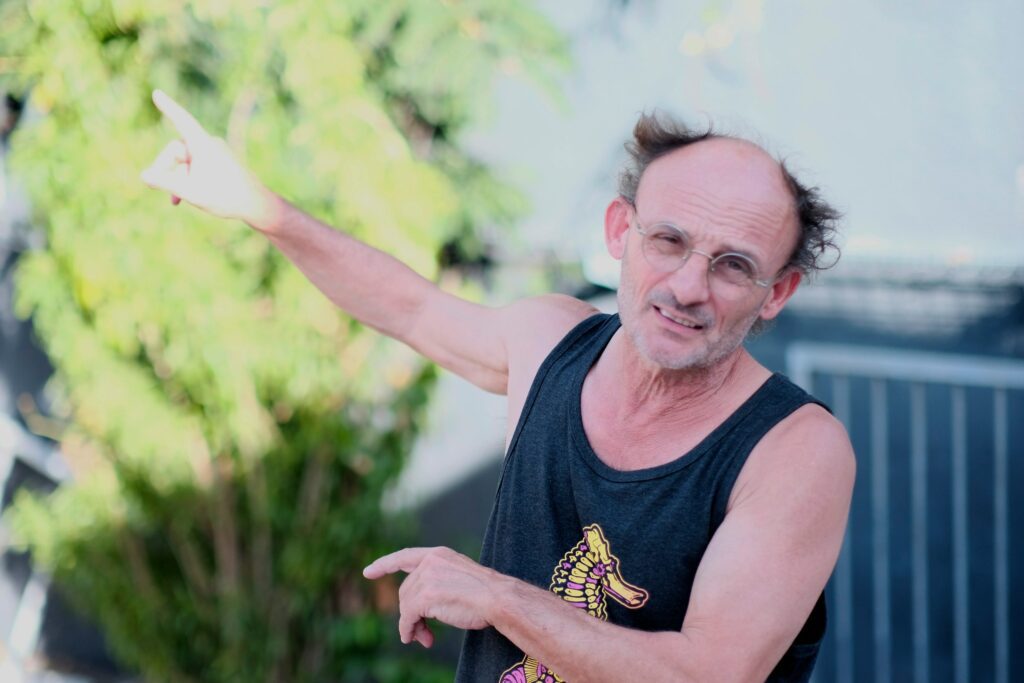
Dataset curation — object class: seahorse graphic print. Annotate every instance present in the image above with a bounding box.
[498,524,649,683]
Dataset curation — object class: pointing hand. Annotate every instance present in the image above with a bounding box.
[363,547,501,648]
[141,90,274,227]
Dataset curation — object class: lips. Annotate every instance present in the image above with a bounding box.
[654,305,704,330]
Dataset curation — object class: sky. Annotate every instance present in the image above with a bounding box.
[463,0,1024,285]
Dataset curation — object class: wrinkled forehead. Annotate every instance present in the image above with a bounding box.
[635,137,799,242]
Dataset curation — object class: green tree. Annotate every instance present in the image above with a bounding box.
[0,1,566,680]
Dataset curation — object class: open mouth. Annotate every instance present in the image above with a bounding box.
[655,306,704,330]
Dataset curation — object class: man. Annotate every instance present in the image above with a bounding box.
[143,90,855,682]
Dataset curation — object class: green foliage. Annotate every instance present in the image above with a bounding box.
[0,1,566,680]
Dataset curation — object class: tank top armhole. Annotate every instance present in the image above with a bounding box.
[492,313,613,498]
[710,385,831,531]
[502,312,612,463]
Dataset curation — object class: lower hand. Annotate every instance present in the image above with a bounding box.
[363,546,502,648]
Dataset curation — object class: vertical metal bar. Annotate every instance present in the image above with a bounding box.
[8,572,49,663]
[951,387,969,683]
[870,379,890,683]
[993,389,1008,683]
[832,375,853,683]
[910,383,930,683]
[786,345,1024,683]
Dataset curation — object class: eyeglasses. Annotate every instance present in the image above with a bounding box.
[629,208,775,290]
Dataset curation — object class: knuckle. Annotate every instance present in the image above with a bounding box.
[427,546,452,564]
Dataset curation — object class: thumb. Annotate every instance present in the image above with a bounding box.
[412,620,434,648]
[140,166,187,200]
[141,139,190,196]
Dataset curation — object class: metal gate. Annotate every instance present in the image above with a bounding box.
[788,343,1024,683]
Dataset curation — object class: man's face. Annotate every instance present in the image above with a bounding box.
[609,138,801,373]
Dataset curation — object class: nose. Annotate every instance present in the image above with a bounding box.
[665,250,714,305]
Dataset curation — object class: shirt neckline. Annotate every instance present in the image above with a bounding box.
[569,314,780,483]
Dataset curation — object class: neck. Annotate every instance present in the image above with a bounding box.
[600,331,766,422]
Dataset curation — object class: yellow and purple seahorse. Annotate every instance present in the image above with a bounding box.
[499,523,649,683]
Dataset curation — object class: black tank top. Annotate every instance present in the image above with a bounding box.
[456,313,828,683]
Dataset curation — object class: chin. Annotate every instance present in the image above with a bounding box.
[627,325,715,371]
[650,346,721,372]
[632,315,755,372]
[617,284,751,372]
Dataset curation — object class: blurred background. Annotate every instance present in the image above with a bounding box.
[1,1,1021,682]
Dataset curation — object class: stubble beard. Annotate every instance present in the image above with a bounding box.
[616,257,763,373]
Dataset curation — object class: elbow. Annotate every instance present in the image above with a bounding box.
[650,631,778,683]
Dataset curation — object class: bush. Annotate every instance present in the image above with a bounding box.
[0,1,566,679]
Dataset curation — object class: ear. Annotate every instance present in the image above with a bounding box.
[604,197,632,260]
[757,268,802,322]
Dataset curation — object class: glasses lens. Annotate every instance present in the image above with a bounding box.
[642,224,689,271]
[711,254,758,286]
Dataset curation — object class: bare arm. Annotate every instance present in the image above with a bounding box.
[488,406,853,681]
[365,405,855,682]
[250,196,512,392]
[259,210,594,397]
[140,90,594,394]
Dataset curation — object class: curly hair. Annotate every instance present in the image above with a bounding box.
[618,112,841,277]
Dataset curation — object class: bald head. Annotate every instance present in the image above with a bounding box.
[618,112,841,277]
[639,137,796,219]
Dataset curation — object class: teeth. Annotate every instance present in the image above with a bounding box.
[659,308,698,328]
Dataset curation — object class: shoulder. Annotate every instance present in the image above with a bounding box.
[499,295,599,434]
[728,401,856,515]
[763,401,852,456]
[502,294,599,329]
[500,294,600,361]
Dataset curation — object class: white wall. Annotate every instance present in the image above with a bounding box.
[464,0,1024,278]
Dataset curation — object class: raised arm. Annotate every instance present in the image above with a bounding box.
[140,90,594,395]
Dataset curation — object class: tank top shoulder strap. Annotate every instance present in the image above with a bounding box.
[709,374,831,528]
[505,312,617,459]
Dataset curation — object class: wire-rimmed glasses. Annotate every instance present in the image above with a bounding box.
[629,209,776,291]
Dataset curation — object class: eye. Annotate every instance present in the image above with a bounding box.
[647,226,688,251]
[716,254,756,278]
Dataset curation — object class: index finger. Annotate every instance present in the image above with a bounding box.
[152,89,208,142]
[363,547,433,579]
